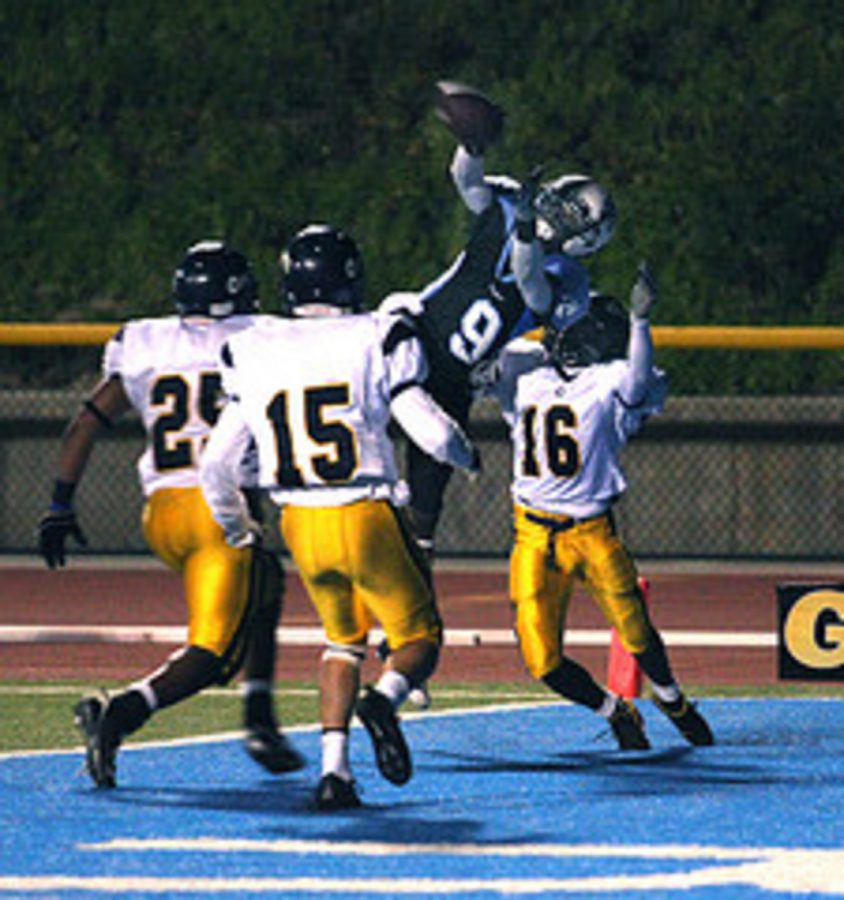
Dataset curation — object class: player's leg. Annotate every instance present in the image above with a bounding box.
[75,488,251,787]
[315,642,366,810]
[281,505,369,809]
[234,488,304,771]
[580,515,713,746]
[510,505,649,750]
[405,442,452,560]
[374,506,433,708]
[239,547,305,772]
[348,501,443,787]
[395,374,468,701]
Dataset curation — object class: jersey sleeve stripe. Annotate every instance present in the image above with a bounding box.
[389,378,420,401]
[382,318,419,355]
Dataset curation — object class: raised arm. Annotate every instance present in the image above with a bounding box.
[510,171,553,317]
[620,263,658,405]
[449,145,494,215]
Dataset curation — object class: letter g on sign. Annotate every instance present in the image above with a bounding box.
[778,584,844,680]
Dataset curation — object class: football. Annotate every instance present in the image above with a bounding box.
[434,80,505,152]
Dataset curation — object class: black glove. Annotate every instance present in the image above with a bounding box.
[467,445,483,479]
[37,506,87,569]
[513,165,545,240]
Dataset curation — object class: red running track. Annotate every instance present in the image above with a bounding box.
[0,560,840,688]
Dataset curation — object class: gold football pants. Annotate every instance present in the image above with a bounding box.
[509,503,651,679]
[280,500,441,651]
[143,487,253,665]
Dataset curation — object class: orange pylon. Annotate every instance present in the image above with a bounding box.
[607,577,649,698]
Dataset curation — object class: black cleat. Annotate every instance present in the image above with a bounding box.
[355,686,412,785]
[73,693,120,788]
[315,773,361,811]
[654,695,714,746]
[609,697,651,751]
[245,725,306,774]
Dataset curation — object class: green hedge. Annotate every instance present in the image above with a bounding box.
[1,0,842,390]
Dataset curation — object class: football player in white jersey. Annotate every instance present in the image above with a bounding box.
[491,265,714,750]
[200,224,480,810]
[36,241,304,787]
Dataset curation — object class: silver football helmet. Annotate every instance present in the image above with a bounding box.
[534,174,617,257]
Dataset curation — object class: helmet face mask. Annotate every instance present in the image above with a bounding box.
[172,241,259,319]
[546,293,630,371]
[278,224,364,317]
[535,175,617,257]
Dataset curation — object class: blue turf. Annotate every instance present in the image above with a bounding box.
[2,698,843,897]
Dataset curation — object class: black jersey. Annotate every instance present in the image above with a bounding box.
[411,197,589,386]
[413,203,525,383]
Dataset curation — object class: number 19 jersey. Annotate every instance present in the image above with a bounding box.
[412,199,589,385]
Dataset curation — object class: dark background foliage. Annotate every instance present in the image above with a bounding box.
[1,0,841,390]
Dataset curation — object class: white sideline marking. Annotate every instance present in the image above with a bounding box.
[0,624,777,648]
[0,684,541,701]
[0,700,561,761]
[2,846,842,894]
[73,837,792,859]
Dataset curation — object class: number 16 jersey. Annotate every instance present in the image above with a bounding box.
[494,343,667,519]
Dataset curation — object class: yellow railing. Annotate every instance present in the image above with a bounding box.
[0,324,120,346]
[652,327,844,350]
[0,323,843,349]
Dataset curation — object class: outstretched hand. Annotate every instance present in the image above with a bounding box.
[37,507,88,569]
[514,165,545,222]
[630,262,658,319]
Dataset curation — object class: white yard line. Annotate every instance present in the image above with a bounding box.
[0,624,776,647]
[2,845,843,895]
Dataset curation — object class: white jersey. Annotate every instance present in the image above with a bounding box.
[495,345,666,518]
[218,311,426,507]
[103,314,263,496]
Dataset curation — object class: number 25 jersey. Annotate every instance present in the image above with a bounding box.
[103,315,261,496]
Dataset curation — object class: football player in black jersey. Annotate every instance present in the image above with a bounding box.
[381,142,618,559]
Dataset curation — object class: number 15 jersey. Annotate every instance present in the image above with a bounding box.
[218,311,425,508]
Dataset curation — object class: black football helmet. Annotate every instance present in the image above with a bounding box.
[546,293,630,370]
[278,224,364,316]
[172,241,259,318]
[534,174,617,256]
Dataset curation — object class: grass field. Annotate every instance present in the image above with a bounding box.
[2,679,842,753]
